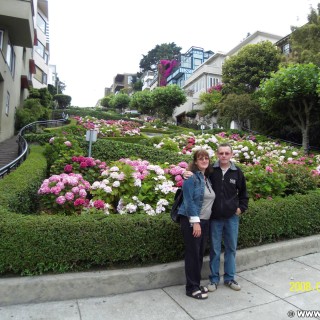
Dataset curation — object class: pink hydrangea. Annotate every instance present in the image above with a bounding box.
[56,196,66,205]
[93,200,105,209]
[64,164,73,173]
[64,141,72,147]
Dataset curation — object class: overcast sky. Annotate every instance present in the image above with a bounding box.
[48,0,319,107]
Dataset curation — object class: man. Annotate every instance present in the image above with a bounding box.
[184,143,249,291]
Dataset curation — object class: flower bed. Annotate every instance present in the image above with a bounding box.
[74,116,141,137]
[38,129,320,216]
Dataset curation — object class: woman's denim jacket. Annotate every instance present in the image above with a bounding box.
[178,171,205,223]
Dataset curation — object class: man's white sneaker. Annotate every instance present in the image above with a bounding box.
[208,282,218,292]
[224,280,241,291]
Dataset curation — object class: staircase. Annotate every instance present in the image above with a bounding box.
[0,136,18,169]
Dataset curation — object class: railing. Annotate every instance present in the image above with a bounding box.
[0,119,67,179]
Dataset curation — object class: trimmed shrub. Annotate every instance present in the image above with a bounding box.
[1,190,320,275]
[0,145,47,213]
[238,190,320,247]
[79,139,191,164]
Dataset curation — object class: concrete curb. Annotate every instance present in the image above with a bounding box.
[1,235,320,307]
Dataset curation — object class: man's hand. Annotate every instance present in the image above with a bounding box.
[183,170,193,179]
[235,208,242,216]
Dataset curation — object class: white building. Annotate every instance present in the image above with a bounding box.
[0,0,50,142]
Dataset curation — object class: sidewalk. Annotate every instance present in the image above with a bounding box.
[0,235,320,320]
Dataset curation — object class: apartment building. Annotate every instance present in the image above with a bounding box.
[33,0,49,89]
[105,73,137,95]
[173,31,283,126]
[148,46,214,91]
[0,0,49,142]
[0,0,34,142]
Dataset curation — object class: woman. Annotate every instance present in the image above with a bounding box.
[178,149,215,299]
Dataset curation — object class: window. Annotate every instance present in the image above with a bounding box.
[35,40,45,58]
[193,58,202,69]
[44,52,49,64]
[34,66,47,84]
[5,92,10,116]
[0,29,3,50]
[6,40,15,75]
[37,13,47,34]
[282,43,290,55]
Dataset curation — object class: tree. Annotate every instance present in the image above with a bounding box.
[28,87,53,108]
[222,41,281,94]
[53,94,72,109]
[198,85,223,117]
[109,93,131,113]
[258,63,320,153]
[100,94,114,108]
[217,93,260,129]
[139,43,182,73]
[151,85,186,120]
[47,77,66,95]
[130,76,143,92]
[15,99,49,130]
[130,91,153,114]
[289,4,320,67]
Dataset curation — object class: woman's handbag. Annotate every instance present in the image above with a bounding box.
[170,188,183,223]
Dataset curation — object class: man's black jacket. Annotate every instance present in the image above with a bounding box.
[209,161,249,219]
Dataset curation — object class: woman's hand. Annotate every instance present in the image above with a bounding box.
[192,223,201,237]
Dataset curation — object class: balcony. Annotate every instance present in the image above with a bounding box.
[167,67,193,82]
[0,0,34,48]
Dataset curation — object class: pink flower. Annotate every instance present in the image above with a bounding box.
[64,141,72,147]
[64,164,73,173]
[71,186,80,194]
[65,192,74,201]
[79,189,87,198]
[49,137,55,144]
[265,166,273,173]
[93,200,105,209]
[178,162,188,168]
[80,161,88,168]
[175,175,183,182]
[56,196,66,205]
[74,198,85,206]
[176,180,183,187]
[50,186,62,195]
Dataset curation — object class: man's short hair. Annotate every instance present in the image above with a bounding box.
[217,143,233,152]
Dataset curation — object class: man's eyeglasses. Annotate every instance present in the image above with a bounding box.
[218,152,231,156]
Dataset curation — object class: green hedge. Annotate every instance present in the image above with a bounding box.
[0,213,184,275]
[24,132,53,145]
[0,145,47,213]
[1,191,320,275]
[238,190,320,247]
[79,139,192,164]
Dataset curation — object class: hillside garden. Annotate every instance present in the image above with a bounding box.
[1,115,320,276]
